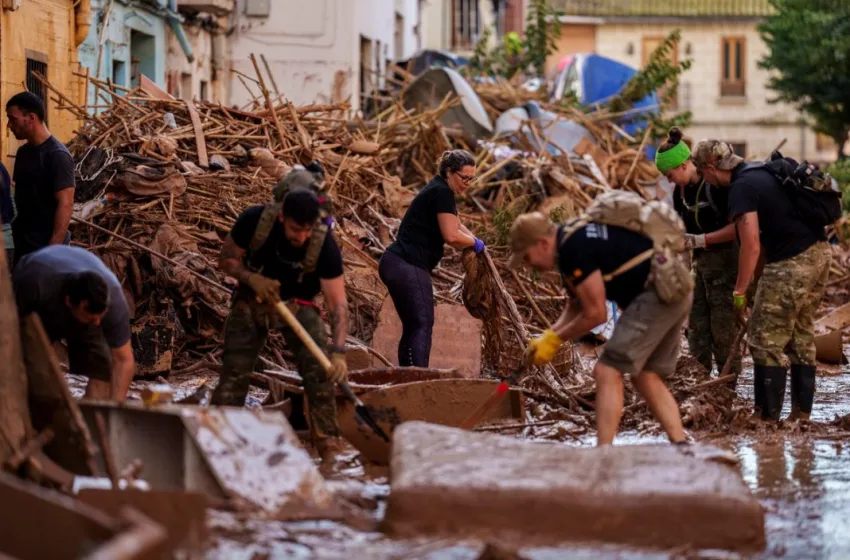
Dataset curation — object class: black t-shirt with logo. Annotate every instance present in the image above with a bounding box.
[557,222,653,309]
[726,163,822,264]
[230,205,343,301]
[387,175,458,271]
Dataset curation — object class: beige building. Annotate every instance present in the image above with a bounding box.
[228,0,421,112]
[550,0,838,164]
[166,2,232,105]
[421,0,507,55]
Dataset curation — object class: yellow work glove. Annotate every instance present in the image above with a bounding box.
[328,351,348,384]
[246,273,281,303]
[526,329,564,366]
[733,291,748,327]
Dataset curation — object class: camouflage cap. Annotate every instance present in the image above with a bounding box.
[507,212,553,269]
[272,168,320,201]
[691,139,745,171]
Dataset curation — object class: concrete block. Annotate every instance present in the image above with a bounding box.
[371,298,482,377]
[384,422,765,553]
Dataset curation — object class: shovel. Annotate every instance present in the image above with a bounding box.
[460,359,529,430]
[272,301,390,442]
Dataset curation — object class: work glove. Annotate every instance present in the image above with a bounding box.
[733,291,748,327]
[683,234,707,251]
[525,329,564,366]
[246,273,281,303]
[473,237,486,254]
[328,351,348,384]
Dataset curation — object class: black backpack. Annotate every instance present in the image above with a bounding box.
[759,151,843,230]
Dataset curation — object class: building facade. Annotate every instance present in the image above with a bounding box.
[549,0,838,163]
[421,0,507,55]
[1,0,86,166]
[228,0,421,112]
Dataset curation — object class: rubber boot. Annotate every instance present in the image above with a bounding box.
[788,364,816,421]
[760,366,787,421]
[315,436,349,477]
[750,366,766,420]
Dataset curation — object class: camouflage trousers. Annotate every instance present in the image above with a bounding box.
[688,245,741,375]
[749,242,831,367]
[211,296,340,440]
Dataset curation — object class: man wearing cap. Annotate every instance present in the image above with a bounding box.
[691,139,831,422]
[213,183,349,465]
[508,213,691,446]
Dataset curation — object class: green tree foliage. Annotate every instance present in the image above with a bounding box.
[522,0,563,77]
[826,159,850,213]
[606,30,693,141]
[759,0,850,159]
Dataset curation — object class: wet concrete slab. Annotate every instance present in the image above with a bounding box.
[383,422,765,553]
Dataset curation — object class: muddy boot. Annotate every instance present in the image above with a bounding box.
[760,366,787,422]
[316,436,349,477]
[749,366,766,420]
[788,364,816,421]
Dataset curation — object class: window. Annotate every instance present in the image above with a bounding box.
[112,60,127,88]
[25,53,48,123]
[452,0,480,50]
[642,36,679,109]
[816,133,836,152]
[730,142,747,159]
[199,81,209,102]
[721,37,746,97]
[181,73,192,100]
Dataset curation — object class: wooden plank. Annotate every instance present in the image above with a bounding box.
[816,301,850,332]
[0,240,32,462]
[185,100,209,168]
[139,75,174,101]
[21,313,98,475]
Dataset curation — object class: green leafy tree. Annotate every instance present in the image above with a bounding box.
[522,0,562,77]
[607,30,693,140]
[759,0,850,159]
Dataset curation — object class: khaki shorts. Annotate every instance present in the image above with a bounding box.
[598,288,692,377]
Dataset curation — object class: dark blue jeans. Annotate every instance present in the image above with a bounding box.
[378,250,435,367]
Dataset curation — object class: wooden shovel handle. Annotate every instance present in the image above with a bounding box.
[273,301,333,372]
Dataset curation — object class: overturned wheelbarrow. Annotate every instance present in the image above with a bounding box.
[338,378,525,465]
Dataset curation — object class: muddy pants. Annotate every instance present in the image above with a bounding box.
[211,296,340,440]
[688,244,741,375]
[748,242,831,367]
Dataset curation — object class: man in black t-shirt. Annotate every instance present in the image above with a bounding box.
[213,188,348,461]
[692,139,831,422]
[6,92,75,263]
[508,212,691,447]
[14,246,135,401]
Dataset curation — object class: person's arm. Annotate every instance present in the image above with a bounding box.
[734,211,761,295]
[704,223,736,246]
[49,151,75,245]
[109,342,135,402]
[49,188,73,245]
[219,234,254,285]
[438,213,476,249]
[321,275,348,350]
[550,271,609,341]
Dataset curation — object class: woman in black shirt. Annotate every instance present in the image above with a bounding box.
[379,150,484,367]
[655,128,741,380]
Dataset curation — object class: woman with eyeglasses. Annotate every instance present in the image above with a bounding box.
[378,149,485,367]
[655,127,740,382]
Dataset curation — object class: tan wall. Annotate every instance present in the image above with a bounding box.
[167,23,227,105]
[547,23,596,74]
[594,21,835,162]
[2,0,82,167]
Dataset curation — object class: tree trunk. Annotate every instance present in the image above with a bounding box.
[0,226,33,461]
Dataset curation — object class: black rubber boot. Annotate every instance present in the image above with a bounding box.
[751,366,765,418]
[760,365,787,421]
[789,364,816,421]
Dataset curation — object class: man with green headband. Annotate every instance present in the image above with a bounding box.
[655,128,740,385]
